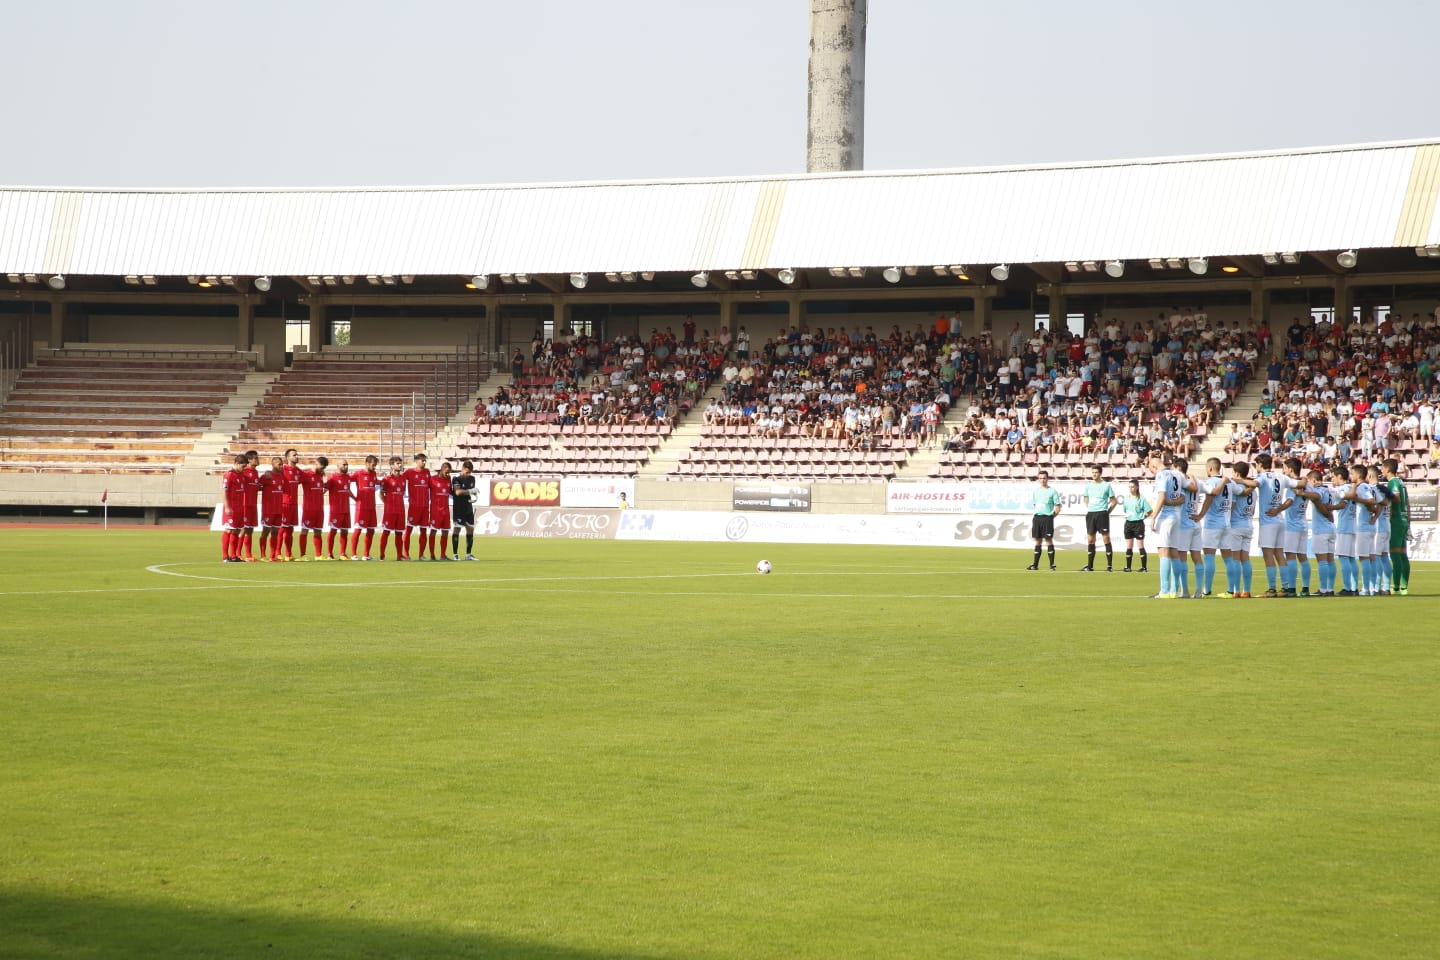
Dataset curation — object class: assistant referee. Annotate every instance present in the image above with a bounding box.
[1081,465,1119,572]
[1027,470,1063,571]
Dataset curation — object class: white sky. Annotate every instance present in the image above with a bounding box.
[8,0,1438,188]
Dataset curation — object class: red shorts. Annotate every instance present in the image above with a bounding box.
[353,509,377,530]
[262,508,284,528]
[383,509,407,533]
[282,498,299,527]
[406,506,430,528]
[241,500,259,528]
[429,505,451,530]
[300,509,325,532]
[328,512,352,531]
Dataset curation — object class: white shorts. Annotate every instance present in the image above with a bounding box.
[1335,532,1357,559]
[1176,527,1201,553]
[1222,526,1253,555]
[1355,529,1377,557]
[1310,532,1336,557]
[1257,523,1286,550]
[1283,529,1309,556]
[1201,527,1226,551]
[1152,514,1181,550]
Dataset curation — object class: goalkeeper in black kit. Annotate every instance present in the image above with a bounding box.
[450,460,479,561]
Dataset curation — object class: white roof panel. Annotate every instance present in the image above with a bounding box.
[3,138,1439,276]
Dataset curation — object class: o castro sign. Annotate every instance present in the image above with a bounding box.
[490,479,561,506]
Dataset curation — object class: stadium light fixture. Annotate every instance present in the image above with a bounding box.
[1146,258,1165,270]
[1104,260,1124,278]
[1081,261,1100,273]
[690,271,709,288]
[947,265,966,277]
[382,275,397,286]
[604,272,619,283]
[903,266,919,277]
[620,271,636,282]
[990,264,1010,281]
[827,267,847,278]
[1064,261,1081,272]
[1336,249,1358,269]
[141,275,157,286]
[724,271,740,281]
[1280,252,1300,265]
[1415,245,1440,258]
[569,272,588,289]
[467,274,490,290]
[124,275,140,285]
[1165,258,1185,270]
[1261,253,1280,265]
[255,276,273,292]
[847,267,865,278]
[366,275,381,286]
[1221,265,1241,274]
[882,266,901,284]
[640,271,655,281]
[47,274,66,290]
[777,268,797,285]
[1187,257,1208,275]
[514,273,530,284]
[740,269,756,281]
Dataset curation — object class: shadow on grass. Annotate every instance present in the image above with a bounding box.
[0,888,685,960]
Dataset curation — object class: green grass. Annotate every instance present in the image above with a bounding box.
[1,528,1437,959]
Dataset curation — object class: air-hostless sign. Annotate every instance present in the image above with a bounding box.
[490,479,561,506]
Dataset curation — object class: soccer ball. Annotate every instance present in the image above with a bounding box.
[755,559,772,574]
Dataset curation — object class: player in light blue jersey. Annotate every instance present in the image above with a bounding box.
[1299,469,1339,596]
[1192,458,1232,597]
[1150,455,1194,598]
[1253,452,1299,597]
[1351,463,1381,596]
[1281,457,1311,597]
[1369,464,1393,594]
[1222,460,1259,597]
[1329,464,1359,596]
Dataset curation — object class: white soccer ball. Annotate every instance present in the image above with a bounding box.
[756,559,772,574]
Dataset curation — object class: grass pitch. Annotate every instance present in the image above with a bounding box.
[1,528,1436,959]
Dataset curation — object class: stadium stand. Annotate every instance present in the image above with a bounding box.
[228,354,478,464]
[0,352,250,474]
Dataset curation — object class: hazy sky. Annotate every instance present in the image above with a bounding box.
[8,0,1437,188]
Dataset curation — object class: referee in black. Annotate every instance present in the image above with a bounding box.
[449,460,479,560]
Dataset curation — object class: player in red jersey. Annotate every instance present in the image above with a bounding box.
[221,454,247,562]
[257,456,287,561]
[278,448,302,560]
[324,460,354,559]
[425,462,454,560]
[349,455,381,559]
[401,452,432,560]
[297,455,328,559]
[239,450,261,561]
[378,456,409,560]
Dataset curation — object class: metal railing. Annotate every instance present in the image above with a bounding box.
[379,335,491,462]
[0,315,36,409]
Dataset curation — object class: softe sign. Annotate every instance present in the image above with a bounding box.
[490,479,561,506]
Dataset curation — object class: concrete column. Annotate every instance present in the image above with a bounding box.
[1045,288,1066,337]
[1333,275,1350,327]
[807,0,867,172]
[719,296,738,338]
[1249,281,1270,333]
[553,299,573,337]
[974,294,993,337]
[49,298,65,348]
[787,295,803,332]
[235,299,254,351]
[483,297,500,354]
[307,299,326,354]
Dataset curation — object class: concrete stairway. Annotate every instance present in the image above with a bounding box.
[1194,380,1268,463]
[179,371,278,471]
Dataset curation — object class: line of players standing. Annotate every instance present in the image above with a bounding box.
[220,449,480,562]
[1148,453,1414,598]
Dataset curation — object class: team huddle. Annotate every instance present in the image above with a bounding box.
[219,450,480,562]
[1145,454,1413,598]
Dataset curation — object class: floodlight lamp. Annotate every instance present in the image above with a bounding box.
[690,272,709,288]
[776,268,796,285]
[46,274,66,290]
[1064,261,1081,273]
[124,275,140,285]
[1104,260,1124,278]
[254,276,273,292]
[990,264,1010,281]
[1336,249,1357,269]
[827,267,847,278]
[1262,253,1280,265]
[882,266,901,284]
[640,271,655,281]
[847,267,864,278]
[569,272,588,289]
[1187,257,1208,275]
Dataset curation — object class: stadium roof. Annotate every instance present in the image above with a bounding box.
[2,138,1438,281]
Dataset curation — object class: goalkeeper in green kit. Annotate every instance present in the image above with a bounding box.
[1382,458,1412,595]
